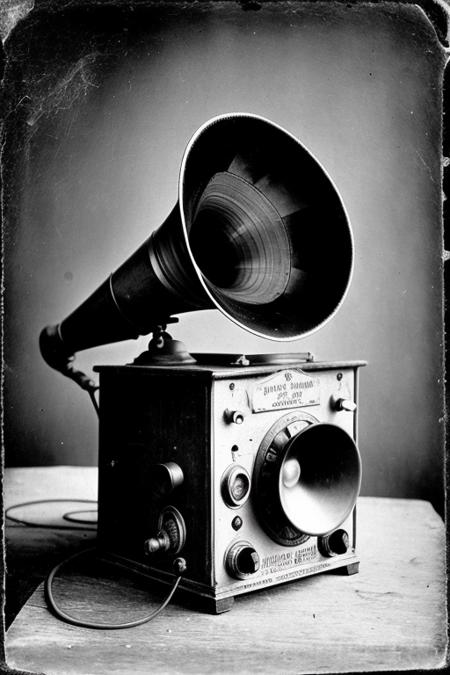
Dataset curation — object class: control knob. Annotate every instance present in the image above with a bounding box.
[332,397,357,413]
[150,462,184,500]
[144,506,186,556]
[318,529,350,557]
[224,409,246,425]
[226,541,260,579]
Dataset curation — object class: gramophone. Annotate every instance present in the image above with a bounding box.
[40,113,364,614]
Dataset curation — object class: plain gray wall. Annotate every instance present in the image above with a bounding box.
[4,3,445,512]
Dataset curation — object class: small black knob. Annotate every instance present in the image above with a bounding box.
[238,547,260,574]
[224,409,245,424]
[318,529,349,557]
[150,462,184,500]
[232,516,243,531]
[226,542,260,579]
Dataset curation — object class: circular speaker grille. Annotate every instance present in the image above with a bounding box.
[253,414,361,544]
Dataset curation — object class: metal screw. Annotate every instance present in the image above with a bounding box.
[337,372,343,381]
[232,516,243,531]
[173,557,187,574]
[229,383,235,390]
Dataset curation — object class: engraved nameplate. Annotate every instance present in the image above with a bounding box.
[251,369,321,412]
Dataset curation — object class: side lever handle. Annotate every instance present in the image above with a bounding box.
[144,506,186,556]
[332,397,357,413]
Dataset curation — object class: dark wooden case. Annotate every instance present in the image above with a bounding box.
[95,355,365,613]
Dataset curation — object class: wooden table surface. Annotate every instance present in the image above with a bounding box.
[4,467,448,674]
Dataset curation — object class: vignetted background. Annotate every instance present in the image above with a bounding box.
[3,2,446,514]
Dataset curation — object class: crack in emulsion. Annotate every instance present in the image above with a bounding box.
[415,148,439,185]
[25,52,100,127]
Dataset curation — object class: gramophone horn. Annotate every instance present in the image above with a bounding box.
[182,113,353,340]
[40,113,353,380]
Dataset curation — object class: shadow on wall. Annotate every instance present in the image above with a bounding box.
[3,3,445,514]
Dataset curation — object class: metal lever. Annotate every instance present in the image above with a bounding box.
[332,397,357,413]
[144,506,186,556]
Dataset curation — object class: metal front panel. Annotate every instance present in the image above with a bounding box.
[211,365,358,594]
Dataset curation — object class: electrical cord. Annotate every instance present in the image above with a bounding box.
[11,383,183,628]
[7,499,183,628]
[5,387,100,531]
[44,547,183,629]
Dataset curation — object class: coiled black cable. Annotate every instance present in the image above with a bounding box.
[9,381,183,628]
[44,548,182,630]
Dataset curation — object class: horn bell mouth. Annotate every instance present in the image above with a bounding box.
[279,423,362,536]
[180,113,353,341]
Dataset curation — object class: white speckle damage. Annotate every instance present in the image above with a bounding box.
[0,0,34,44]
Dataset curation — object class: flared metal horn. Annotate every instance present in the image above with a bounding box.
[40,113,353,380]
[279,423,362,536]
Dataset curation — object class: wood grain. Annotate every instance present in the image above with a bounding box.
[5,467,447,674]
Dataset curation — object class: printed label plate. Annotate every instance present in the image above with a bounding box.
[251,369,320,412]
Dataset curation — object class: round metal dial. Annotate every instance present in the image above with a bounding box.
[252,411,318,546]
[221,465,251,508]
